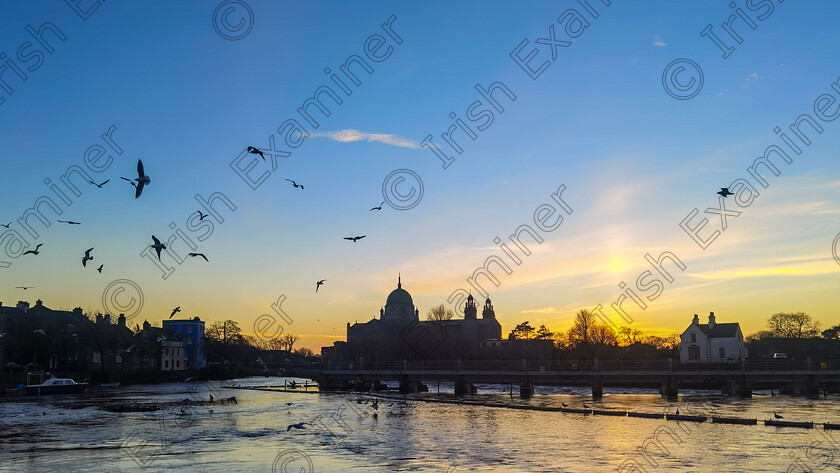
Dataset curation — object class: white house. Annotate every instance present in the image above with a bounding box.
[160,340,186,371]
[680,312,748,363]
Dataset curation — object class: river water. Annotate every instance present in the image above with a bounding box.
[1,376,838,472]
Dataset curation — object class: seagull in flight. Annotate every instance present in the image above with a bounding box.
[188,252,208,262]
[150,235,166,259]
[0,222,10,228]
[316,280,326,293]
[344,235,366,242]
[34,329,46,336]
[247,146,265,160]
[97,264,103,273]
[284,179,304,190]
[717,187,734,198]
[58,220,81,225]
[287,422,308,431]
[774,413,783,419]
[23,244,43,255]
[370,201,385,211]
[15,286,34,290]
[121,159,150,198]
[169,306,181,319]
[82,248,94,267]
[197,210,208,221]
[89,179,110,188]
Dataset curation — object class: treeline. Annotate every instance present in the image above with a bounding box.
[203,320,317,364]
[745,312,840,358]
[507,309,679,359]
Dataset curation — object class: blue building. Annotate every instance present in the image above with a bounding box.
[162,317,206,369]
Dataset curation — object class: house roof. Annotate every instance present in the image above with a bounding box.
[697,323,740,338]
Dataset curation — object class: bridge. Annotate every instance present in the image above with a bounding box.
[307,359,840,399]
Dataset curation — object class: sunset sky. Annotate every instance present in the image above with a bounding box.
[1,0,839,351]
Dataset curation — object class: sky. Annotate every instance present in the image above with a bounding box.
[1,0,839,351]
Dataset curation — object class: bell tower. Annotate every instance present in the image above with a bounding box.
[482,298,495,319]
[464,294,477,320]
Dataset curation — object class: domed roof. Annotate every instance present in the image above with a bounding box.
[386,287,413,306]
[386,275,413,306]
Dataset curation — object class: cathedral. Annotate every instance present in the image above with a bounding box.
[322,276,502,362]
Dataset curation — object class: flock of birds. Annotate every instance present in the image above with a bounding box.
[10,147,389,320]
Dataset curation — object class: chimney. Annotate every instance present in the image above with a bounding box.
[118,314,126,327]
[708,311,716,328]
[96,314,103,324]
[17,301,29,311]
[73,308,83,316]
[35,299,43,307]
[104,314,111,324]
[692,314,699,325]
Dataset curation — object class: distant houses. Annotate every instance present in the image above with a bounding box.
[680,312,748,363]
[0,299,206,377]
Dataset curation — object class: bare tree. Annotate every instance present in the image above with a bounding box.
[426,304,455,321]
[568,309,596,345]
[618,326,645,346]
[280,334,299,352]
[767,312,820,338]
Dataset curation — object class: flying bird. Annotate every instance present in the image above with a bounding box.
[197,210,208,221]
[370,201,385,211]
[97,264,103,273]
[561,403,569,408]
[284,179,304,190]
[316,280,326,293]
[170,307,181,319]
[81,248,94,267]
[150,235,166,259]
[583,403,591,409]
[717,187,734,198]
[774,413,783,419]
[23,244,43,255]
[34,329,46,336]
[121,159,150,198]
[58,220,81,225]
[15,286,34,290]
[344,235,366,242]
[188,252,208,262]
[0,222,10,228]
[247,146,265,160]
[89,179,110,188]
[287,422,308,431]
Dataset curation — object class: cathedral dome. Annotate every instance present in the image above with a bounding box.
[386,277,413,306]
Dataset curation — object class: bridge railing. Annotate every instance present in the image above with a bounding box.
[326,358,840,373]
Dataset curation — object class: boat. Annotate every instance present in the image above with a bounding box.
[24,377,88,395]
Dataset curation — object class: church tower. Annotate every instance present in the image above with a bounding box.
[482,298,495,319]
[464,294,477,320]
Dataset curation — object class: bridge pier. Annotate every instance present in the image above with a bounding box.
[399,377,428,394]
[520,379,533,399]
[591,377,603,401]
[660,377,678,400]
[454,377,476,395]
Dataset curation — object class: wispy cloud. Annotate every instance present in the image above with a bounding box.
[742,72,759,88]
[653,35,667,47]
[311,129,420,149]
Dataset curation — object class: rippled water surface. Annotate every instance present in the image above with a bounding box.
[1,376,839,472]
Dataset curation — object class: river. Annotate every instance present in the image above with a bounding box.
[1,376,838,472]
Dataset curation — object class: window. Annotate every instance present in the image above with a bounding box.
[690,333,696,343]
[688,345,700,361]
[188,326,193,333]
[176,361,180,368]
[93,352,101,364]
[116,354,122,364]
[165,360,169,368]
[719,347,725,358]
[187,338,192,345]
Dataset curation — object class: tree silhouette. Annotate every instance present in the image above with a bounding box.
[426,304,455,321]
